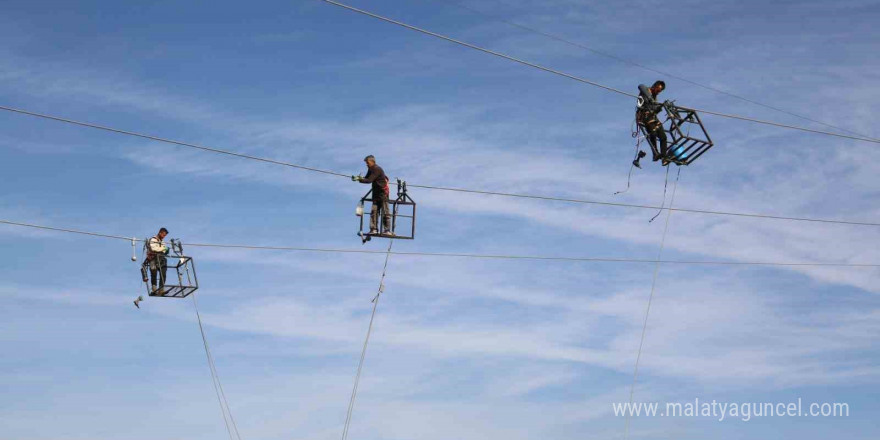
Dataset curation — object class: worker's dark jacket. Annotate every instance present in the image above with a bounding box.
[361,164,389,198]
[637,84,664,129]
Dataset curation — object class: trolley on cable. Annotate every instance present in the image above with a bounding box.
[356,178,416,244]
[133,230,198,308]
[652,102,714,166]
[633,80,714,168]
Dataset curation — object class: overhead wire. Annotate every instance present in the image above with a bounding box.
[3,218,880,268]
[0,224,243,437]
[403,183,880,227]
[0,105,347,178]
[436,0,877,141]
[0,109,877,228]
[2,4,870,436]
[0,214,872,435]
[317,0,880,145]
[0,219,134,241]
[317,0,640,98]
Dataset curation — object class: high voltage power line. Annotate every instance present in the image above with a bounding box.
[433,0,876,141]
[2,6,869,439]
[300,6,879,439]
[1,105,878,228]
[318,0,880,145]
[0,105,347,178]
[2,219,877,268]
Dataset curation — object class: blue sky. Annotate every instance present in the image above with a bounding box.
[1,0,879,439]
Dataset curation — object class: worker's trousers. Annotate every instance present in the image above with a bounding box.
[370,194,392,232]
[149,256,167,288]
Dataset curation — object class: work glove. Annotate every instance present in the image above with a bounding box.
[163,247,170,255]
[351,174,362,182]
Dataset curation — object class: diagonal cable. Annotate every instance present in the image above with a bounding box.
[1,108,879,227]
[192,291,243,440]
[437,0,876,141]
[341,239,394,440]
[0,105,347,178]
[3,219,880,268]
[624,168,681,439]
[318,0,880,144]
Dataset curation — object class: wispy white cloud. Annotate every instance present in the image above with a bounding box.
[2,2,879,439]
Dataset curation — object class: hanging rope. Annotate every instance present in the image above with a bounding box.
[624,167,681,440]
[648,165,673,222]
[341,239,395,440]
[191,292,243,440]
[613,121,643,196]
